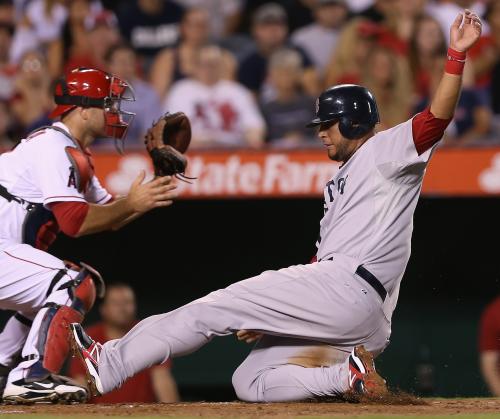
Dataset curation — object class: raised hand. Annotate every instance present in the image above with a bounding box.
[450,9,482,52]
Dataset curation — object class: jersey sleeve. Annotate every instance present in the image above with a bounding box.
[32,138,87,207]
[85,176,113,204]
[372,116,440,182]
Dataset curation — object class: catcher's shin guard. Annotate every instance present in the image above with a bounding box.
[27,263,105,380]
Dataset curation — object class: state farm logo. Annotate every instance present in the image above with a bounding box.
[181,154,337,197]
[105,153,337,197]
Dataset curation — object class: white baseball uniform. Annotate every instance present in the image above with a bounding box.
[0,122,111,383]
[95,114,440,401]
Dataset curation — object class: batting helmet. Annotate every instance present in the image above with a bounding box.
[49,67,135,141]
[306,84,380,139]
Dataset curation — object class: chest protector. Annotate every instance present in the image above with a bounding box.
[20,126,93,250]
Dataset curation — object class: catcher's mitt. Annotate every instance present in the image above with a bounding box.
[145,112,194,181]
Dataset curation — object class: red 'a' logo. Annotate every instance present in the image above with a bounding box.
[67,167,77,189]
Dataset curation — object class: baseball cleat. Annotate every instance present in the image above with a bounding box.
[2,374,87,404]
[348,345,388,396]
[69,323,104,397]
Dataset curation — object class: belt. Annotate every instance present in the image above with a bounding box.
[355,265,387,302]
[324,257,387,301]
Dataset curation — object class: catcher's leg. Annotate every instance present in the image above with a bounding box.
[81,262,389,397]
[0,244,103,403]
[0,312,33,396]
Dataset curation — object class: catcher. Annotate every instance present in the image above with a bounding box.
[0,67,190,404]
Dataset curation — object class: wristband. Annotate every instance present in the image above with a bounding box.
[445,47,466,75]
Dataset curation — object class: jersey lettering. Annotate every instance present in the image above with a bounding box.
[337,175,348,194]
[67,167,77,189]
[326,180,335,203]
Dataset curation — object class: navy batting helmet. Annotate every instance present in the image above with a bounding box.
[306,84,380,139]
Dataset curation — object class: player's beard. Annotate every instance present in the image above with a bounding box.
[327,142,348,162]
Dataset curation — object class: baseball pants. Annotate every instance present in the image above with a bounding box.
[98,260,391,401]
[0,242,79,383]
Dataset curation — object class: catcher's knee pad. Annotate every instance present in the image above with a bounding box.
[29,263,105,376]
[68,262,105,314]
[35,303,84,376]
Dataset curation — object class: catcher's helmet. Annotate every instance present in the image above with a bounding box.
[49,67,135,141]
[307,84,380,139]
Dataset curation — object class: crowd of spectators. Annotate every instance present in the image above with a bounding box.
[0,0,498,152]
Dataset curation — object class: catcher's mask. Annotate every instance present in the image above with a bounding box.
[49,68,135,148]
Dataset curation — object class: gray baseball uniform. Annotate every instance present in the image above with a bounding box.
[96,117,437,401]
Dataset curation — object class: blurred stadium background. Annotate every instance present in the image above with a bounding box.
[0,0,499,402]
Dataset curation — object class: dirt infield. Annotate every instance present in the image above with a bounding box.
[0,398,499,418]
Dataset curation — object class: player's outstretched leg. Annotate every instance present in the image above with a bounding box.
[69,323,104,396]
[70,261,391,401]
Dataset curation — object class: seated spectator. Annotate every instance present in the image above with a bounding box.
[46,0,97,78]
[85,10,122,73]
[0,100,16,152]
[70,282,179,403]
[236,0,317,34]
[344,0,375,14]
[379,0,426,55]
[0,22,15,100]
[356,0,392,23]
[261,48,316,148]
[441,62,492,146]
[9,0,68,64]
[478,295,500,396]
[324,17,378,87]
[10,49,52,136]
[117,0,185,72]
[408,14,447,104]
[237,2,319,98]
[94,42,162,149]
[426,0,466,45]
[165,45,265,149]
[150,7,235,101]
[0,0,13,24]
[361,45,412,129]
[469,1,500,92]
[291,0,349,79]
[173,0,243,40]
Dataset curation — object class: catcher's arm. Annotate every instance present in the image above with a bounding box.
[109,198,143,231]
[76,172,176,236]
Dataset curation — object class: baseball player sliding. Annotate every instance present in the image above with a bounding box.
[0,68,179,404]
[71,10,481,401]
